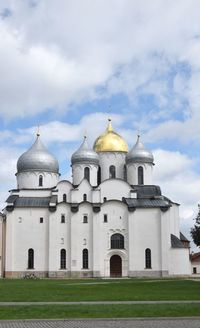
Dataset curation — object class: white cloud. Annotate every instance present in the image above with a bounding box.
[0,0,200,125]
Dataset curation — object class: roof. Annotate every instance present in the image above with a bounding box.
[180,232,190,242]
[15,197,51,207]
[6,195,58,208]
[171,234,185,248]
[124,197,171,209]
[17,135,59,174]
[126,135,154,164]
[191,252,200,261]
[132,185,162,198]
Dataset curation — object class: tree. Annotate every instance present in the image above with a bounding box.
[191,204,200,248]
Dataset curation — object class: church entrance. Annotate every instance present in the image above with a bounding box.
[110,255,122,277]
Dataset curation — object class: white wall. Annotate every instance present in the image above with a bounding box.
[72,164,98,186]
[128,208,162,272]
[169,248,191,275]
[100,179,131,202]
[99,152,126,182]
[127,163,153,185]
[49,203,71,273]
[17,171,59,189]
[93,201,128,277]
[5,208,50,274]
[56,180,73,203]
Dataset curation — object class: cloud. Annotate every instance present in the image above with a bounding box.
[0,0,200,125]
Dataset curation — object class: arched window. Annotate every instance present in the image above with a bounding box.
[63,194,67,202]
[138,166,144,185]
[109,165,116,179]
[82,248,89,269]
[83,193,87,201]
[28,248,34,269]
[39,175,43,187]
[60,249,66,269]
[145,248,151,269]
[111,233,124,249]
[124,165,127,181]
[84,167,90,182]
[61,214,65,223]
[97,167,101,185]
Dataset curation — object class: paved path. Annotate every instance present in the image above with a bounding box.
[0,318,200,328]
[0,300,200,305]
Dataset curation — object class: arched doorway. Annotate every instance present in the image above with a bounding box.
[110,255,122,277]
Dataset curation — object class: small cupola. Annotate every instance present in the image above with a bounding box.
[126,135,154,165]
[71,136,99,165]
[17,133,59,174]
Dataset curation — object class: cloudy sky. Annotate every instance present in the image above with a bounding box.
[0,0,200,248]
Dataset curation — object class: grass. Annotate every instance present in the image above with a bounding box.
[0,304,200,319]
[0,278,200,302]
[0,278,200,319]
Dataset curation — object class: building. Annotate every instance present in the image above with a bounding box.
[191,252,200,274]
[0,119,191,278]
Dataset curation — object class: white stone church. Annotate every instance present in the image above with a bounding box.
[0,119,191,278]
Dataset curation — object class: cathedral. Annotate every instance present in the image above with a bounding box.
[0,119,191,278]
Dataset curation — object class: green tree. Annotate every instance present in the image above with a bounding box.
[191,204,200,247]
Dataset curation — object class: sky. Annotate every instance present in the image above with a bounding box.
[0,0,200,249]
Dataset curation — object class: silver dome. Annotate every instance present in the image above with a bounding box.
[126,135,154,164]
[71,136,99,165]
[17,134,59,173]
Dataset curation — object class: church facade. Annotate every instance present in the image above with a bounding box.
[0,119,191,278]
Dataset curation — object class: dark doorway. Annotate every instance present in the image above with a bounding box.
[110,255,122,277]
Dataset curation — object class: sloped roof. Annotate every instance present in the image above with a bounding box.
[171,234,184,248]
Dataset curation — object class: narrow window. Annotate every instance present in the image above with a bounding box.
[60,249,66,269]
[193,267,197,274]
[109,165,116,179]
[40,217,43,223]
[63,194,67,202]
[39,175,43,186]
[61,214,65,223]
[104,214,108,223]
[82,249,89,269]
[145,248,151,269]
[138,166,144,185]
[28,248,34,269]
[84,167,90,182]
[124,165,127,181]
[103,197,107,202]
[83,194,87,201]
[111,234,124,249]
[83,215,88,223]
[97,167,101,185]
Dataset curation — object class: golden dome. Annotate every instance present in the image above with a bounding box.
[93,119,128,153]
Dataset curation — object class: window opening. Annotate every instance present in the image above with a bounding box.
[28,248,34,269]
[61,215,65,223]
[145,248,151,268]
[82,249,89,269]
[60,249,66,269]
[109,165,116,179]
[83,215,88,223]
[39,175,43,186]
[138,166,144,185]
[111,233,124,249]
[84,167,90,182]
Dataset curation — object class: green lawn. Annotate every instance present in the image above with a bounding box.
[0,278,199,302]
[0,304,200,319]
